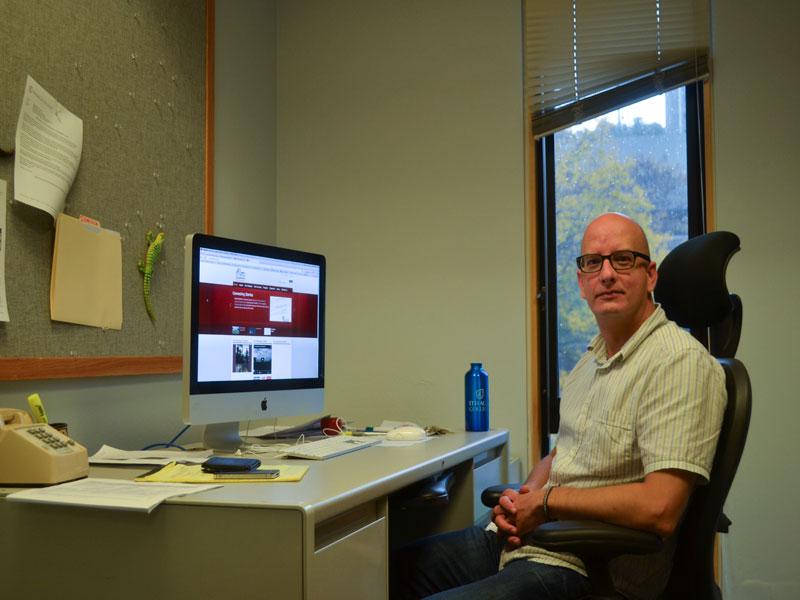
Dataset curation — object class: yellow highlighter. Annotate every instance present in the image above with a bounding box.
[27,393,49,424]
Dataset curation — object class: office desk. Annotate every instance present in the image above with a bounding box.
[1,430,508,600]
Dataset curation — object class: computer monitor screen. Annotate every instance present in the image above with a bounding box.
[183,233,325,450]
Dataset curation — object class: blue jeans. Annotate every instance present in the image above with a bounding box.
[390,525,591,600]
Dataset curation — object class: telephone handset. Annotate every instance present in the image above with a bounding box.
[0,408,89,485]
[0,408,33,426]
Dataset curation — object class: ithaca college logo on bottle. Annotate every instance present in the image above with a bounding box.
[468,392,487,410]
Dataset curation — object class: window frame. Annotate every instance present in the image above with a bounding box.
[534,80,710,457]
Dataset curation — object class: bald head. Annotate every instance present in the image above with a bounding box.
[581,213,650,256]
[577,213,658,354]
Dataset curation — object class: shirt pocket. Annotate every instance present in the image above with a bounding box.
[585,414,636,477]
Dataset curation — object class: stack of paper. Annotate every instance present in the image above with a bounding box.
[7,478,220,513]
[89,445,212,466]
[243,415,329,439]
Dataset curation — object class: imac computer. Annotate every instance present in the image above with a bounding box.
[183,233,325,451]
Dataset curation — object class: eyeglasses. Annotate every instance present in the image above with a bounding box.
[575,250,651,273]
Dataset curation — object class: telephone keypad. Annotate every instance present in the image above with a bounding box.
[25,426,75,453]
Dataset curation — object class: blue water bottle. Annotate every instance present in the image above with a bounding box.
[465,363,489,431]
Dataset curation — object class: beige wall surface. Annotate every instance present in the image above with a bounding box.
[275,0,529,464]
[213,0,278,243]
[712,1,800,598]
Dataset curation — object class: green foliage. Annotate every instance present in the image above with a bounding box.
[554,121,684,374]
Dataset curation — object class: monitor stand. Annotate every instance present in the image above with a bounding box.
[203,422,243,453]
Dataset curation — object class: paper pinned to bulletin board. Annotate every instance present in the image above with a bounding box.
[50,213,122,330]
[14,76,83,219]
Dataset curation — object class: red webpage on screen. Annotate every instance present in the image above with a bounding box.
[197,282,318,338]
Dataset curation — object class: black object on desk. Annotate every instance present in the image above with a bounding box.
[201,456,261,473]
[213,469,280,481]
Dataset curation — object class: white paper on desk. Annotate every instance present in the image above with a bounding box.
[6,478,221,513]
[14,75,83,219]
[89,445,213,466]
[376,420,423,432]
[379,438,431,447]
[50,213,122,329]
[244,415,328,439]
[0,179,9,322]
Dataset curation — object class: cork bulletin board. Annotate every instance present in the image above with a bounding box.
[0,0,214,380]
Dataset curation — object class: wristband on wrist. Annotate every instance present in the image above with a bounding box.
[542,484,558,521]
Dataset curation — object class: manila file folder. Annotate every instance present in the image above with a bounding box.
[50,213,122,329]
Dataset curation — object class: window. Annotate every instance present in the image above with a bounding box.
[536,82,707,454]
[525,0,712,454]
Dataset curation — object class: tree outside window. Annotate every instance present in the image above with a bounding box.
[551,86,692,387]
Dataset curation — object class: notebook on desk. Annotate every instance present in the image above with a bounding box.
[135,462,308,483]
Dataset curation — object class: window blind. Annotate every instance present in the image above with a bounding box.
[525,0,709,137]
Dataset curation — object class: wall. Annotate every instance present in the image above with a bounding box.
[275,0,529,463]
[0,0,278,453]
[213,0,278,243]
[712,1,800,598]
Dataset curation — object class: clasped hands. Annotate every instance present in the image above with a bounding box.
[492,485,548,550]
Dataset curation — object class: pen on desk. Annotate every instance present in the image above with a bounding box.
[27,393,49,423]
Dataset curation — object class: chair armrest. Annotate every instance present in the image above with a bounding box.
[529,520,663,559]
[414,470,455,507]
[530,521,663,598]
[482,489,662,557]
[480,483,521,508]
[480,492,663,598]
[396,470,456,509]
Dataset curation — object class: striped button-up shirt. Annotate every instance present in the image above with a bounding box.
[501,306,726,596]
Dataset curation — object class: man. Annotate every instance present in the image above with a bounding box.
[391,213,726,600]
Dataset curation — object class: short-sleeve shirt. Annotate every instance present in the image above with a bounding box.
[501,306,726,599]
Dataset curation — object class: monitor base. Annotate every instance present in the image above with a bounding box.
[203,422,243,452]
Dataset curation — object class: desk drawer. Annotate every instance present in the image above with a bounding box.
[310,514,387,600]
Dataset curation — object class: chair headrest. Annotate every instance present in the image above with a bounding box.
[654,231,741,329]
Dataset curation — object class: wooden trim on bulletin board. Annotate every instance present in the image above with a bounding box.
[0,356,182,381]
[0,2,215,382]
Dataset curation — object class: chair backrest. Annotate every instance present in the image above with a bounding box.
[654,232,752,599]
[663,358,752,599]
[654,230,742,357]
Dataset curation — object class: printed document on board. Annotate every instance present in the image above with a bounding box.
[14,75,83,219]
[0,179,8,321]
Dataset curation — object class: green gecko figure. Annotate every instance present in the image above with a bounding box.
[138,230,165,321]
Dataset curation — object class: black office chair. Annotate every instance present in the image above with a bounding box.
[482,231,752,599]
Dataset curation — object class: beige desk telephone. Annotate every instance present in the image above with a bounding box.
[0,408,89,485]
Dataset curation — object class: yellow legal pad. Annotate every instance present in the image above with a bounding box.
[136,462,308,484]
